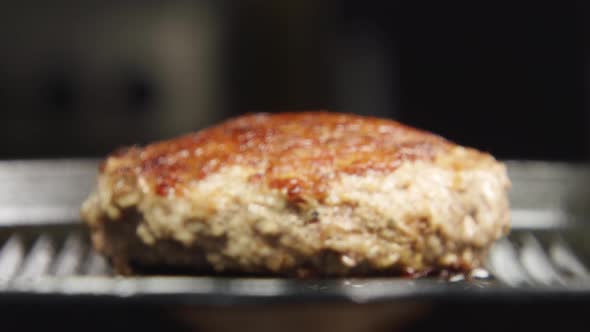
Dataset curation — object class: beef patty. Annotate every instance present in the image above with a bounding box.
[81,111,510,276]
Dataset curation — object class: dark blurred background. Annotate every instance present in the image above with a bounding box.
[0,0,588,161]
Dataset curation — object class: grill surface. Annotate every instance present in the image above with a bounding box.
[0,227,110,282]
[0,160,589,304]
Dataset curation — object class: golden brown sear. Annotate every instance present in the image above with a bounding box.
[109,112,452,200]
[83,111,510,277]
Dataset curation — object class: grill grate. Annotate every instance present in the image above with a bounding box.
[0,229,110,285]
[486,232,590,287]
[0,226,589,289]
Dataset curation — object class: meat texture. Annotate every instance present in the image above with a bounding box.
[81,111,511,276]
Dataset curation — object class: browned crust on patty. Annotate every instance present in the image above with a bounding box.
[104,111,464,202]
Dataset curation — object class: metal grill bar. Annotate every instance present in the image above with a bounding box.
[52,232,85,277]
[487,238,530,286]
[0,235,24,282]
[487,232,590,288]
[82,250,110,276]
[519,234,566,286]
[0,231,111,282]
[19,234,54,279]
[0,228,589,293]
[549,238,590,282]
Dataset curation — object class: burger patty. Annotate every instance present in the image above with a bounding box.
[81,111,511,277]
